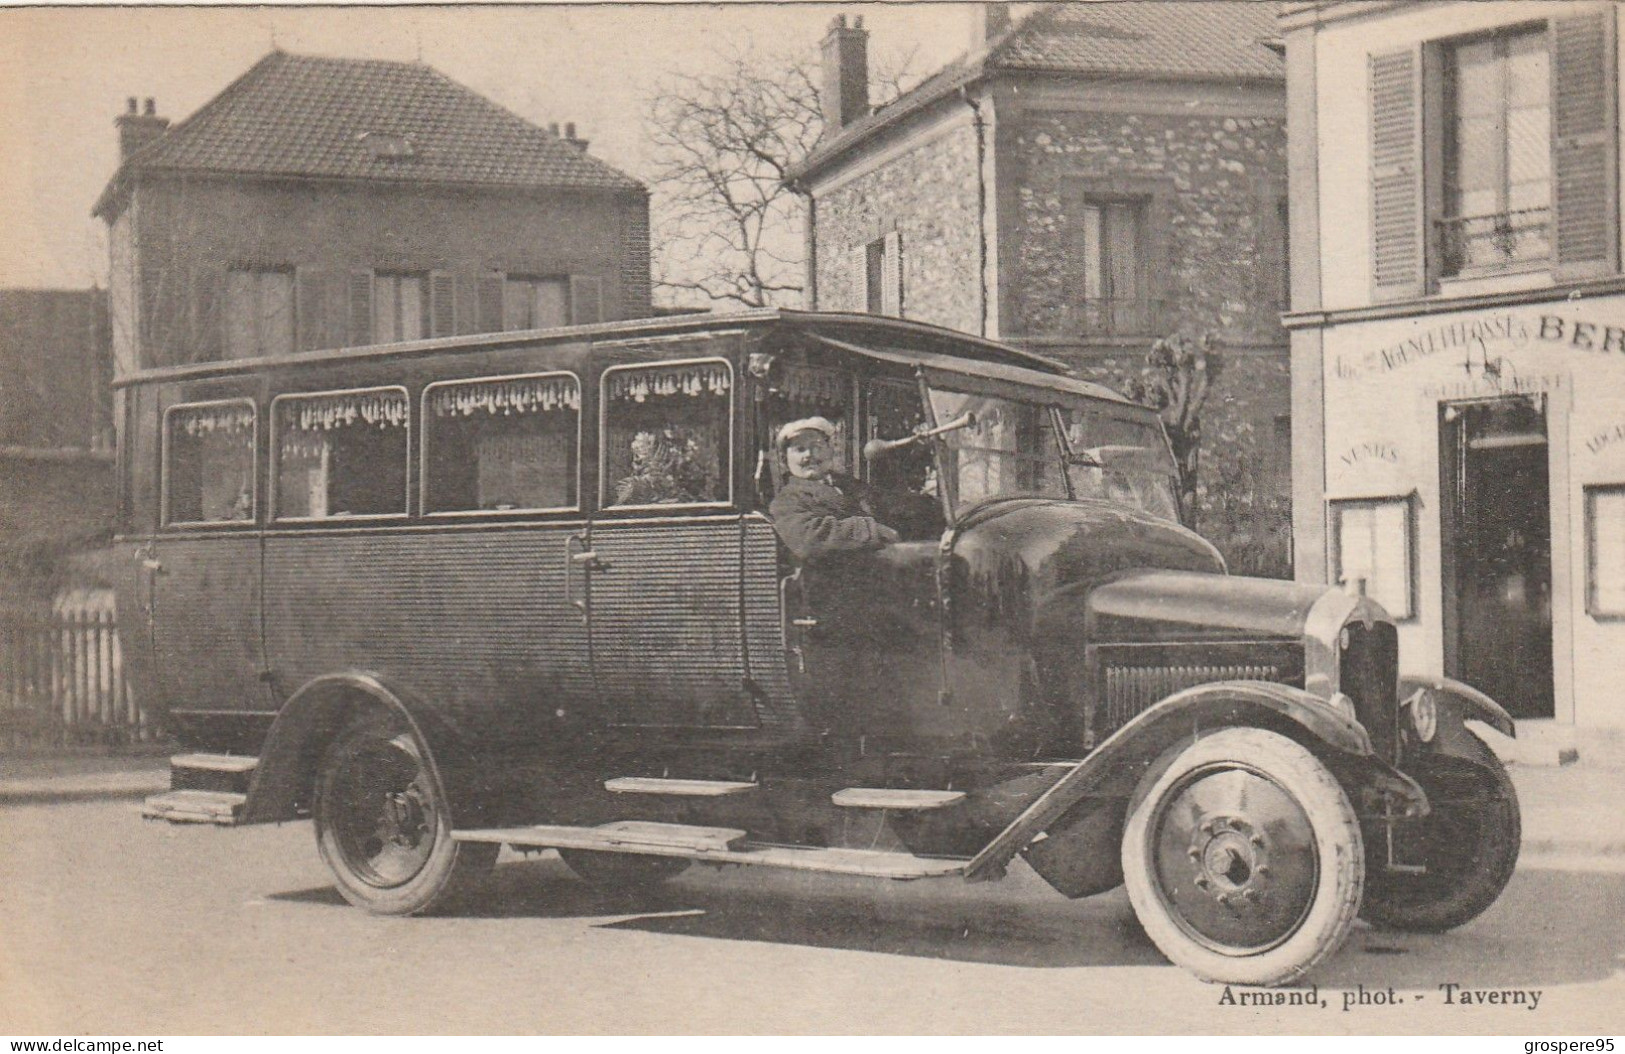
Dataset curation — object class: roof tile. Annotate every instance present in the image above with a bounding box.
[116,51,643,192]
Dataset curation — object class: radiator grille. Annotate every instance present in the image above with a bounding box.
[1340,620,1399,760]
[1103,663,1282,732]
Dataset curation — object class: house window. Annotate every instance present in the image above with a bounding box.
[600,360,732,508]
[1586,484,1625,618]
[1439,26,1551,276]
[1078,199,1150,335]
[223,267,295,359]
[1331,495,1416,620]
[423,373,580,514]
[854,231,902,316]
[503,277,569,331]
[373,273,427,344]
[273,387,409,520]
[163,400,256,525]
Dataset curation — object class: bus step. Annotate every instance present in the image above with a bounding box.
[457,820,749,854]
[142,789,246,825]
[604,777,758,797]
[171,753,258,794]
[832,788,966,811]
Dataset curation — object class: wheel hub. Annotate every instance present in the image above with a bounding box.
[1191,816,1270,901]
[382,789,427,848]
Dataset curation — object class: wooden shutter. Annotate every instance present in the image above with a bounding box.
[478,272,506,333]
[1552,9,1619,279]
[882,230,903,317]
[1370,47,1425,300]
[296,266,328,352]
[850,245,869,312]
[347,270,373,346]
[569,275,603,325]
[429,270,456,338]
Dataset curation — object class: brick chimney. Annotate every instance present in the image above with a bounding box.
[821,14,869,132]
[563,121,589,152]
[969,3,1012,55]
[116,97,169,161]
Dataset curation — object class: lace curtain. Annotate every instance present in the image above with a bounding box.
[430,376,580,417]
[280,390,408,433]
[607,362,730,403]
[171,403,254,437]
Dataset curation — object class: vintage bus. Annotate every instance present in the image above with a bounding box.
[122,310,1520,986]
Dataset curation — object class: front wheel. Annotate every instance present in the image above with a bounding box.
[1122,728,1365,986]
[314,710,496,915]
[1360,743,1520,933]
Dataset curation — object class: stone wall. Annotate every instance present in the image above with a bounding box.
[812,120,984,336]
[1006,109,1288,347]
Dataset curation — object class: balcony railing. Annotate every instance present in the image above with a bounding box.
[1436,207,1550,278]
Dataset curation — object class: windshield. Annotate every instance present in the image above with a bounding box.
[926,389,1070,513]
[1055,405,1181,522]
[919,385,1181,522]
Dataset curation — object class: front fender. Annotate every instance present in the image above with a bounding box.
[239,672,477,826]
[965,680,1387,881]
[1398,675,1515,774]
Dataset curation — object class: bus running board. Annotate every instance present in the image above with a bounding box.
[604,777,758,797]
[142,789,246,825]
[454,821,969,880]
[832,788,966,810]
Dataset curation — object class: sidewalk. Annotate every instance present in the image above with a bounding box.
[3,749,1622,859]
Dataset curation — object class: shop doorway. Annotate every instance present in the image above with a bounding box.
[1439,395,1554,719]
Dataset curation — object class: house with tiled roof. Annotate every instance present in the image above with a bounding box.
[95,51,651,374]
[788,2,1292,576]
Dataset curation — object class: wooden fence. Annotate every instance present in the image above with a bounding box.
[0,603,157,748]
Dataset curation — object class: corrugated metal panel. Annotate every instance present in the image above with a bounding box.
[262,526,593,738]
[742,517,797,732]
[587,519,755,728]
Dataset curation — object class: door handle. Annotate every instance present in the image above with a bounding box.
[570,550,610,572]
[563,534,589,621]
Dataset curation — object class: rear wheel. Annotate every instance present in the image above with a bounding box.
[314,709,496,915]
[560,850,690,890]
[1121,727,1364,986]
[1360,743,1520,932]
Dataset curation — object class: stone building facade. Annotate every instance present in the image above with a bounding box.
[95,52,651,377]
[791,4,1292,576]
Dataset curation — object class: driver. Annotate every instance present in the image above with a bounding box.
[769,417,899,564]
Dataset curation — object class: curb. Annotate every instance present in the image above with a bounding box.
[0,776,168,807]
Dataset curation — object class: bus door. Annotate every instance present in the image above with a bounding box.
[151,399,271,714]
[586,359,755,729]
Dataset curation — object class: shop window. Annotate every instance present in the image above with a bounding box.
[273,387,409,520]
[223,267,295,359]
[1331,495,1416,619]
[163,400,256,525]
[373,272,427,344]
[422,373,580,514]
[1586,484,1625,618]
[601,360,731,508]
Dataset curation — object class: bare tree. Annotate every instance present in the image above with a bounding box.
[1128,332,1225,524]
[645,43,919,309]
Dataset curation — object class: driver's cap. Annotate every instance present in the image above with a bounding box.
[776,416,838,448]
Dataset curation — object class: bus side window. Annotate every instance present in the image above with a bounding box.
[600,360,733,509]
[757,364,852,506]
[163,399,257,525]
[273,387,409,520]
[423,373,581,514]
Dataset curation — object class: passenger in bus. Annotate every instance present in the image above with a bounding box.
[769,417,900,564]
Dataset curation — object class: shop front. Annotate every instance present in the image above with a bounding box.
[1318,300,1625,729]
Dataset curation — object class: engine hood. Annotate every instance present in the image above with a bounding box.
[1085,569,1350,643]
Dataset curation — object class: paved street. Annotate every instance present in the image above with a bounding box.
[2,799,1622,1035]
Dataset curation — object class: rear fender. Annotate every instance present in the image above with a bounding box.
[239,672,481,826]
[968,680,1387,883]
